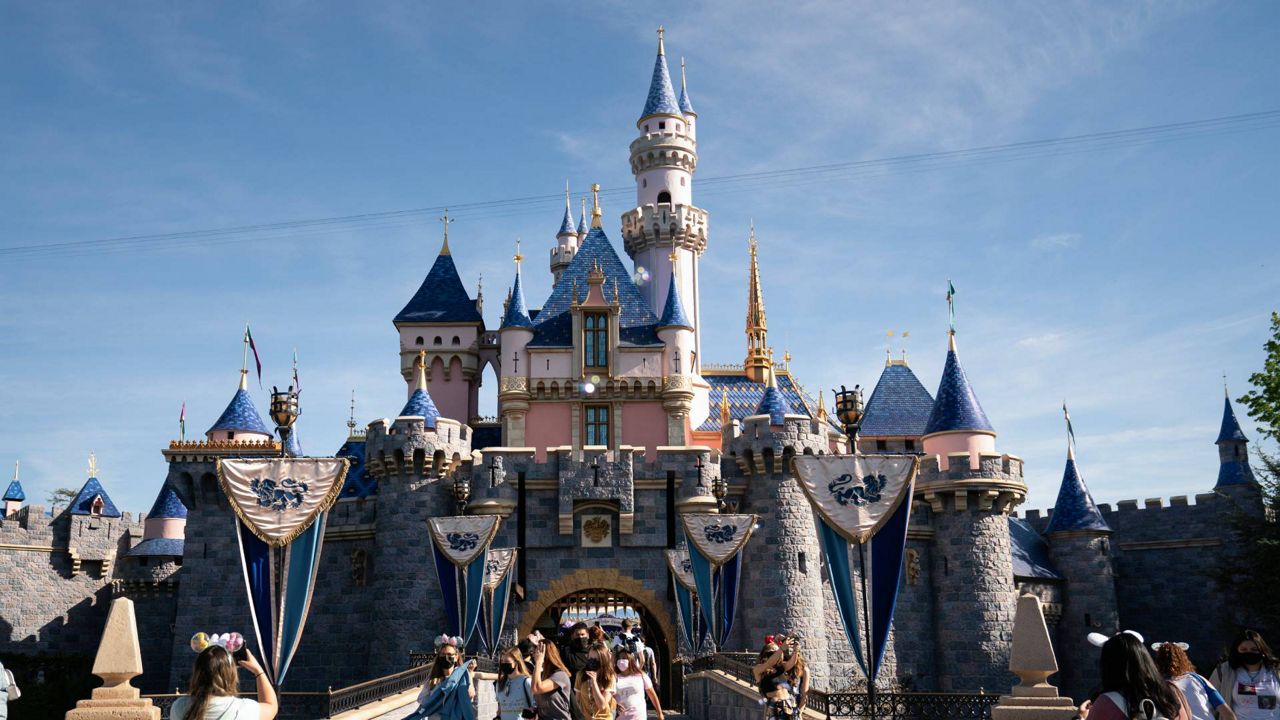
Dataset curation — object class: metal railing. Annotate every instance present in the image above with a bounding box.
[688,653,1000,720]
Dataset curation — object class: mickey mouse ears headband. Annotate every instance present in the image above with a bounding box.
[434,634,464,650]
[1088,630,1144,648]
[1152,642,1190,652]
[191,631,244,653]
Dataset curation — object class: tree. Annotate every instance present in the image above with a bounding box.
[1239,312,1280,442]
[46,487,77,512]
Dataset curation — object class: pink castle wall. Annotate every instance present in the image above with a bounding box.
[622,402,670,458]
[526,402,572,461]
[427,356,472,423]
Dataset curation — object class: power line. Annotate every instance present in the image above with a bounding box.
[4,109,1277,260]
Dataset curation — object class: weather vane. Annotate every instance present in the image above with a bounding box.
[87,451,98,478]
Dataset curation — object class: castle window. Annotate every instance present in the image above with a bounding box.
[905,439,916,452]
[659,121,666,130]
[798,551,808,574]
[876,439,888,452]
[433,336,443,345]
[415,336,424,346]
[677,123,682,132]
[584,405,610,446]
[657,191,671,204]
[584,313,609,369]
[643,179,647,188]
[644,123,650,132]
[451,336,460,346]
[227,432,235,440]
[680,177,685,186]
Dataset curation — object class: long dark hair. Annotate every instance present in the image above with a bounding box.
[187,646,239,720]
[1228,630,1278,670]
[1098,633,1181,718]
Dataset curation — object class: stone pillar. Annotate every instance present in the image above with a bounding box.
[990,594,1078,720]
[67,597,161,719]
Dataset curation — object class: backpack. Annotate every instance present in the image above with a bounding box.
[1103,691,1170,720]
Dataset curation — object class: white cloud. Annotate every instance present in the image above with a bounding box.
[1030,232,1083,251]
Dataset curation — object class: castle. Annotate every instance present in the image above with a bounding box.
[0,30,1265,706]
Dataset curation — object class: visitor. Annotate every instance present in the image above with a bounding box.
[1210,630,1279,720]
[564,622,592,675]
[531,638,573,720]
[784,636,810,716]
[753,635,800,720]
[1085,633,1189,720]
[407,636,476,720]
[612,648,662,720]
[170,646,278,720]
[573,643,617,720]
[1153,641,1235,720]
[0,657,12,719]
[471,647,535,720]
[589,624,608,646]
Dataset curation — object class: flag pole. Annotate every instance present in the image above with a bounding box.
[242,323,250,376]
[858,541,877,720]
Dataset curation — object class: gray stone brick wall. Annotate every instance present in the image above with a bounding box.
[1047,532,1117,701]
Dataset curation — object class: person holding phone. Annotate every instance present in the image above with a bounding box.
[531,639,574,720]
[573,643,616,720]
[171,646,278,720]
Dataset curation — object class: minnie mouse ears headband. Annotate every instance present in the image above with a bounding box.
[433,634,464,650]
[190,631,244,653]
[1088,630,1144,648]
[1151,642,1190,652]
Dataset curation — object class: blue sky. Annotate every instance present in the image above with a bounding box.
[1,1,1277,516]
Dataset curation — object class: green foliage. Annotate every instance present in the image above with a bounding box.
[1238,311,1280,443]
[46,487,76,510]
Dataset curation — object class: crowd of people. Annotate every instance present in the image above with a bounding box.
[1081,629,1278,720]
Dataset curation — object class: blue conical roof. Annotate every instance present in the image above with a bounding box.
[558,203,576,237]
[68,477,121,517]
[1217,396,1248,443]
[1045,457,1110,533]
[641,45,681,120]
[394,249,483,324]
[755,377,794,425]
[208,384,271,436]
[400,389,440,428]
[3,480,24,502]
[501,268,534,330]
[657,272,692,329]
[147,484,187,519]
[577,204,587,235]
[678,68,695,114]
[860,363,936,438]
[924,339,994,435]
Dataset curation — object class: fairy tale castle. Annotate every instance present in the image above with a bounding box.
[0,30,1266,707]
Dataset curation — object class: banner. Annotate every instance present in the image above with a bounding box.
[666,549,701,655]
[681,513,757,650]
[219,457,349,686]
[793,455,918,683]
[429,516,501,646]
[479,548,518,655]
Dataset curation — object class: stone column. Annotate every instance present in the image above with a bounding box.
[67,597,161,719]
[991,594,1079,720]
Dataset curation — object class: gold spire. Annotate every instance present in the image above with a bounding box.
[719,389,730,426]
[817,391,828,422]
[590,183,602,228]
[87,451,98,478]
[657,26,665,56]
[744,221,772,383]
[587,258,605,286]
[439,210,453,256]
[415,351,429,392]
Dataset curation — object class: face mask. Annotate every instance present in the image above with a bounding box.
[574,637,590,652]
[1240,652,1265,666]
[632,629,641,636]
[616,659,630,672]
[443,655,457,666]
[500,662,515,674]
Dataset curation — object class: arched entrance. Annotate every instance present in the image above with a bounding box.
[519,569,681,707]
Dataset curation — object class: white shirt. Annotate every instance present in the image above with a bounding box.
[1233,667,1280,720]
[171,696,260,720]
[1173,673,1225,720]
[613,673,653,720]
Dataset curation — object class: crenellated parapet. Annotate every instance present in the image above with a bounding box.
[363,416,473,489]
[621,203,708,258]
[916,452,1026,515]
[723,414,829,477]
[628,128,698,174]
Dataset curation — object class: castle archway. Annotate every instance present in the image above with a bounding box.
[518,568,681,706]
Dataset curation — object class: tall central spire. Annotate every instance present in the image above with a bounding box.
[744,222,772,383]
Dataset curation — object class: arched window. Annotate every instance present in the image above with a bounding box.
[657,191,671,204]
[451,336,461,346]
[433,337,443,346]
[415,336,424,346]
[584,313,609,369]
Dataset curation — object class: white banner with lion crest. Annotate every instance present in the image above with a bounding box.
[681,513,757,649]
[218,458,348,547]
[429,515,501,645]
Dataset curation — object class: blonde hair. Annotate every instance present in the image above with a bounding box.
[498,647,530,692]
[187,646,239,720]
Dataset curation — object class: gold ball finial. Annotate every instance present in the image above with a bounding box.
[590,183,603,228]
[87,451,98,478]
[657,26,665,56]
[513,238,523,265]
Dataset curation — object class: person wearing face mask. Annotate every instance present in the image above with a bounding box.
[1211,631,1280,720]
[409,636,476,720]
[564,623,593,676]
[612,649,662,720]
[472,647,535,720]
[573,643,617,720]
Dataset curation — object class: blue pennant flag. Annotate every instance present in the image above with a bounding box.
[429,516,501,646]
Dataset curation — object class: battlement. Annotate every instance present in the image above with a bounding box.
[628,128,698,172]
[620,203,709,256]
[913,452,1026,515]
[162,438,281,463]
[1020,491,1225,525]
[364,416,473,482]
[723,414,828,475]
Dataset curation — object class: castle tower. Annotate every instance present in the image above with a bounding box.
[550,185,579,284]
[4,461,24,518]
[1043,411,1117,701]
[206,371,273,443]
[363,351,472,675]
[621,28,708,368]
[120,482,188,692]
[499,252,535,446]
[857,356,935,454]
[657,270,695,444]
[726,374,831,686]
[1215,390,1257,489]
[918,331,1025,691]
[393,216,485,423]
[743,224,772,383]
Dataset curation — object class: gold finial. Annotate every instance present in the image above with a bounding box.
[513,238,523,265]
[613,279,620,305]
[414,351,429,392]
[439,210,452,255]
[590,183,602,228]
[571,279,580,305]
[87,451,98,478]
[657,26,665,56]
[817,391,828,421]
[347,390,357,434]
[719,389,730,425]
[744,220,771,382]
[783,350,792,368]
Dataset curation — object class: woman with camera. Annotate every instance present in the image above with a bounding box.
[753,634,801,720]
[171,646,278,720]
[531,637,574,720]
[573,642,617,720]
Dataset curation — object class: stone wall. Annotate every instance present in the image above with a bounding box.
[684,670,773,720]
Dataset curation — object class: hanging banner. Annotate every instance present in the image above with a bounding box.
[665,549,697,592]
[666,549,701,655]
[219,457,349,686]
[429,516,501,646]
[681,513,757,650]
[793,455,918,683]
[479,548,518,655]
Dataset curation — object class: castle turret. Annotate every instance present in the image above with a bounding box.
[122,482,188,693]
[917,330,1024,691]
[207,371,273,443]
[1215,391,1257,489]
[394,216,485,423]
[577,197,588,245]
[858,356,935,454]
[1044,409,1118,700]
[4,461,24,518]
[499,254,535,446]
[551,185,579,284]
[678,56,696,142]
[657,270,695,444]
[621,28,708,364]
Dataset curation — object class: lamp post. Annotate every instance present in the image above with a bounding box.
[833,384,865,447]
[269,385,300,458]
[451,471,471,514]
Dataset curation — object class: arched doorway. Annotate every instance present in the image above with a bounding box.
[519,572,681,708]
